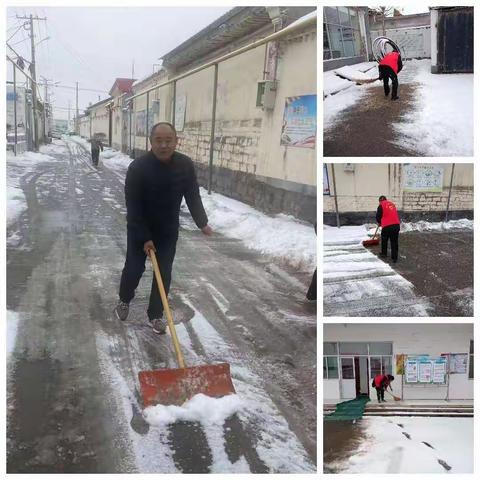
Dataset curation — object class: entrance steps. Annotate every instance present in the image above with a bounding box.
[324,403,473,418]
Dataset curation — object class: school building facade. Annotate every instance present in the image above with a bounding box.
[324,323,474,402]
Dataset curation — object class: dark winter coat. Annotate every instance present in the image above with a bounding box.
[125,150,208,243]
[91,138,103,152]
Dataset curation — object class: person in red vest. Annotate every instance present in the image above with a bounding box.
[372,374,394,403]
[376,196,401,262]
[378,50,403,100]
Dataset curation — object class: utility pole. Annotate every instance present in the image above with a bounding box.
[16,13,47,151]
[68,100,71,130]
[75,81,79,134]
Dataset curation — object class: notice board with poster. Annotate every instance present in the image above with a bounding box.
[442,353,468,374]
[280,94,316,149]
[403,164,444,192]
[404,356,447,384]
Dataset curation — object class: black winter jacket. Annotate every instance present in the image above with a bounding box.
[125,150,208,243]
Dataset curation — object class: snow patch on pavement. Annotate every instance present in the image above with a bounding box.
[198,190,316,271]
[7,310,21,358]
[327,416,473,473]
[402,218,473,232]
[7,150,56,227]
[393,59,473,156]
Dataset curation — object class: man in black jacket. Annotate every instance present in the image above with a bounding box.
[114,122,213,334]
[91,137,103,167]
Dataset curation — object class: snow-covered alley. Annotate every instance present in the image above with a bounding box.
[324,416,473,474]
[6,138,316,473]
[323,59,473,157]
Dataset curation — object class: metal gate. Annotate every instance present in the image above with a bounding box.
[437,7,473,73]
[370,27,431,59]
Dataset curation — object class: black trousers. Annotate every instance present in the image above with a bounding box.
[379,65,398,98]
[92,149,100,166]
[375,387,385,401]
[119,230,178,320]
[381,224,400,261]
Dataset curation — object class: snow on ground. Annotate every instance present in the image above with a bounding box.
[197,191,315,271]
[6,150,56,227]
[401,218,473,232]
[327,416,473,474]
[323,61,378,127]
[393,59,473,156]
[323,225,430,316]
[143,393,245,426]
[39,140,69,155]
[7,310,21,358]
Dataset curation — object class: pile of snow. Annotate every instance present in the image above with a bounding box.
[394,59,473,156]
[6,150,55,226]
[327,416,473,473]
[198,190,316,271]
[7,311,20,358]
[100,150,132,173]
[143,393,246,427]
[402,218,473,232]
[39,140,68,155]
[323,225,368,245]
[333,65,378,84]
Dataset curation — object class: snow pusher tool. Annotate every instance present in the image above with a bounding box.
[362,226,380,247]
[138,250,235,407]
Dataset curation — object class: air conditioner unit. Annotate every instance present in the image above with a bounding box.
[344,163,355,172]
[256,80,277,110]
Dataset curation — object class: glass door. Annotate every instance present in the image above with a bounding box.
[340,357,356,399]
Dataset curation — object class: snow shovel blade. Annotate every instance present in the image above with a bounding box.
[362,238,380,247]
[138,362,235,407]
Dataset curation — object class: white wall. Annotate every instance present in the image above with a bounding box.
[324,324,473,401]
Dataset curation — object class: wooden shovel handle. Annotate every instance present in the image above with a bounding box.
[149,251,186,369]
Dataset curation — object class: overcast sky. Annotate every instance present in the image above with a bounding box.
[6,6,231,121]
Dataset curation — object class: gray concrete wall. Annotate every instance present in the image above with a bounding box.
[323,55,367,71]
[369,12,430,31]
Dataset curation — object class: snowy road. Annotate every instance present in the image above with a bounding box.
[7,139,316,473]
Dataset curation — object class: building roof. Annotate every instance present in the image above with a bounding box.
[86,96,113,112]
[160,6,316,72]
[109,78,135,96]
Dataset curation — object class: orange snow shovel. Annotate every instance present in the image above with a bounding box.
[138,250,236,407]
[362,225,380,247]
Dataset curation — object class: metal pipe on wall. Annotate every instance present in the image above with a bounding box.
[13,62,17,156]
[445,163,455,222]
[146,90,150,151]
[331,164,341,228]
[208,64,219,195]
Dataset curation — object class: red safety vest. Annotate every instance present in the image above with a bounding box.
[379,52,400,74]
[374,374,387,388]
[380,200,400,228]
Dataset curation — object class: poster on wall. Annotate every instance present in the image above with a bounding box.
[403,164,444,192]
[405,358,418,383]
[323,164,330,195]
[136,110,146,137]
[444,353,468,374]
[280,94,316,149]
[418,360,433,383]
[396,354,406,375]
[432,358,447,383]
[175,94,186,132]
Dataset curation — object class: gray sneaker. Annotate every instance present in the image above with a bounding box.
[114,301,129,321]
[150,317,167,335]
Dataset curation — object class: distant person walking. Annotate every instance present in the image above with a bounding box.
[376,196,400,263]
[91,137,103,167]
[378,51,403,100]
[373,374,395,403]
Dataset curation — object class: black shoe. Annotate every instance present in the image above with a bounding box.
[392,258,398,263]
[114,301,129,321]
[391,96,399,101]
[380,253,387,258]
[150,317,167,335]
